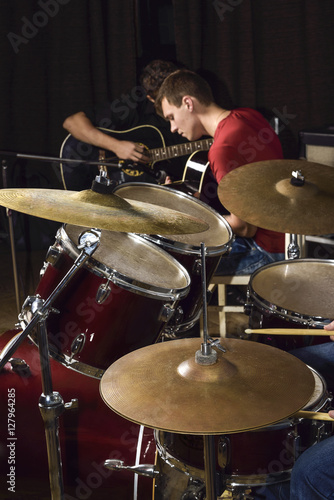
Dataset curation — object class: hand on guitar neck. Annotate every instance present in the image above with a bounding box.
[60,121,213,191]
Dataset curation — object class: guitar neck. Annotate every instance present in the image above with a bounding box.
[148,138,213,163]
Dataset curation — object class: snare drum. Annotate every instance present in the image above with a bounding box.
[247,259,332,350]
[113,183,232,333]
[26,224,190,378]
[154,367,333,495]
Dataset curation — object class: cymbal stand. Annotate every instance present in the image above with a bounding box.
[197,242,226,499]
[0,228,101,500]
[1,160,21,315]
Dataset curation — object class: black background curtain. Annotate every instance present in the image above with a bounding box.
[0,0,334,248]
[173,0,334,158]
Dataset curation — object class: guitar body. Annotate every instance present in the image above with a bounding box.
[59,126,213,191]
[59,125,166,190]
[167,151,228,214]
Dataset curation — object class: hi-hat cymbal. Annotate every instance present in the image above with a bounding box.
[218,159,334,235]
[100,337,314,434]
[0,188,209,234]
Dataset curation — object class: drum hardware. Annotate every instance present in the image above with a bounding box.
[218,159,334,235]
[1,160,21,315]
[0,228,102,500]
[70,333,86,358]
[286,233,304,259]
[104,459,159,478]
[8,355,31,377]
[95,276,112,303]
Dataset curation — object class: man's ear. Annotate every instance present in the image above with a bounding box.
[182,95,194,111]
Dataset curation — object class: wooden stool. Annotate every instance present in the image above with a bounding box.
[201,274,250,337]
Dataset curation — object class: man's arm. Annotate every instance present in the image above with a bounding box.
[224,213,257,238]
[63,111,149,163]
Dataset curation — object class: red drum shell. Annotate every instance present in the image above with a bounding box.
[30,225,190,378]
[0,330,155,499]
[114,183,232,333]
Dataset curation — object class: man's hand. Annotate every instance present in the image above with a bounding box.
[112,140,150,164]
[324,320,334,341]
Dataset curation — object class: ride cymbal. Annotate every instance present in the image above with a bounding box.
[100,337,314,434]
[0,188,209,234]
[218,159,334,235]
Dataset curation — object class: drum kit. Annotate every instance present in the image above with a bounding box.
[0,158,334,500]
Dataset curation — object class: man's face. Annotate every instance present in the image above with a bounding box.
[161,97,201,141]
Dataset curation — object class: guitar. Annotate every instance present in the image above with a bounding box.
[59,125,213,190]
[166,150,227,214]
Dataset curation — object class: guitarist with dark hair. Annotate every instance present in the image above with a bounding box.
[61,59,191,190]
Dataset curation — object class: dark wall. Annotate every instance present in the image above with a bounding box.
[0,0,333,249]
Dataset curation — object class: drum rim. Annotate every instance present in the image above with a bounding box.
[248,258,334,327]
[57,225,191,301]
[113,182,233,256]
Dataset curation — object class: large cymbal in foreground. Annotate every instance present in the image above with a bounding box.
[100,338,314,434]
[0,188,209,234]
[218,159,334,235]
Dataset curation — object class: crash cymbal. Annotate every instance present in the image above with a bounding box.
[218,159,334,235]
[100,337,314,434]
[0,188,209,234]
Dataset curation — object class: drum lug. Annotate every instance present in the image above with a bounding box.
[218,435,231,469]
[45,244,63,267]
[96,280,112,304]
[243,301,253,317]
[9,357,31,377]
[70,333,86,358]
[159,304,175,323]
[192,258,202,275]
[104,459,159,478]
[288,428,301,460]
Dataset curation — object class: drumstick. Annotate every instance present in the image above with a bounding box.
[294,411,334,421]
[245,328,333,336]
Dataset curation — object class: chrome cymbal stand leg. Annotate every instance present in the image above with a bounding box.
[34,299,66,498]
[203,434,218,500]
[0,229,101,499]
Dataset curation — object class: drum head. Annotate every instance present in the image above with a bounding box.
[62,225,190,298]
[114,183,232,255]
[303,367,327,411]
[249,259,334,319]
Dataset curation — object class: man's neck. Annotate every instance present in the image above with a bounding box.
[200,105,231,137]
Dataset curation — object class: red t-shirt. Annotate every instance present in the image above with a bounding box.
[208,108,285,253]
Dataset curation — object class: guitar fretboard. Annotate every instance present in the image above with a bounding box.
[148,138,213,163]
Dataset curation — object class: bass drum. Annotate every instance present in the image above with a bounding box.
[25,225,190,379]
[247,259,332,350]
[0,329,156,500]
[113,183,232,334]
[153,367,333,497]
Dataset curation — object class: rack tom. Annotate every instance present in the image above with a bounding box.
[25,224,190,378]
[114,183,232,334]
